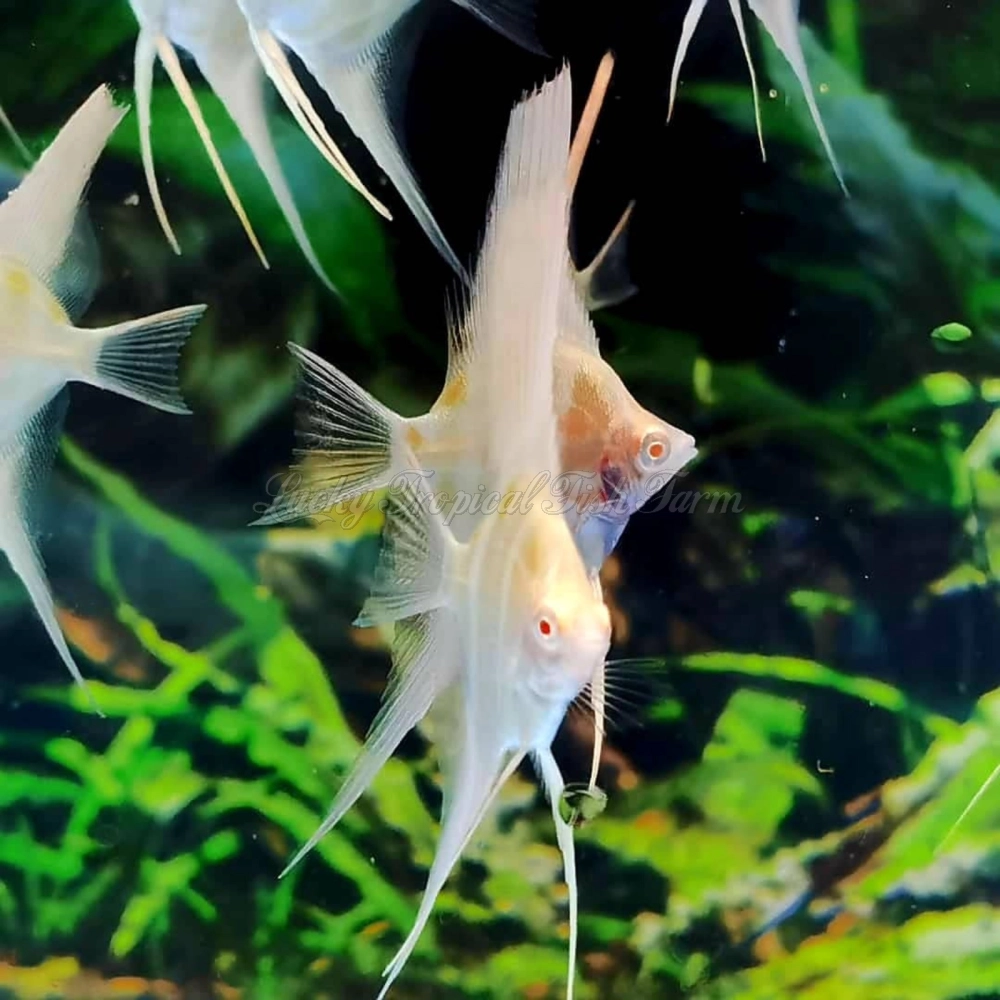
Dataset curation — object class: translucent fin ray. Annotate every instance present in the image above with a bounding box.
[355,474,454,628]
[252,342,406,526]
[449,0,545,54]
[88,304,205,414]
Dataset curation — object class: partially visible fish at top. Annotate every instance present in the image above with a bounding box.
[254,53,697,578]
[276,66,610,1000]
[234,0,543,278]
[127,0,386,291]
[0,86,207,713]
[668,0,846,192]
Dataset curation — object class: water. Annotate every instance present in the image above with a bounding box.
[0,2,998,998]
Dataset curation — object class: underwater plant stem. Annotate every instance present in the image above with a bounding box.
[827,0,863,81]
[674,652,958,740]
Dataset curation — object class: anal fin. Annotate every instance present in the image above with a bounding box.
[0,393,102,714]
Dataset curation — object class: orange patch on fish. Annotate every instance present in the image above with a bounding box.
[405,425,424,450]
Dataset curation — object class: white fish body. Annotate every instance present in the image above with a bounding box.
[278,66,607,1000]
[669,0,845,191]
[236,0,541,277]
[0,86,206,711]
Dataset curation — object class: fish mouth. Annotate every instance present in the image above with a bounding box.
[599,461,629,509]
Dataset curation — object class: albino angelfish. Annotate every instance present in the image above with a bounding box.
[276,66,610,1000]
[0,86,206,712]
[669,0,846,192]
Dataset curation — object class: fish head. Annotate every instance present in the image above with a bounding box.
[555,351,697,518]
[619,408,698,513]
[500,502,611,709]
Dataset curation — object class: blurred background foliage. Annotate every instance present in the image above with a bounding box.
[1,0,999,997]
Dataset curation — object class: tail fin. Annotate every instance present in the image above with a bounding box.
[84,304,206,414]
[574,201,637,311]
[252,343,412,526]
[0,394,102,714]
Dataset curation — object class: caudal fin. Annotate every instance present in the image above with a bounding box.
[84,304,206,414]
[252,343,412,527]
[574,201,637,311]
[668,0,765,160]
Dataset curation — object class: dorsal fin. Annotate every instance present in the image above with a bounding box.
[0,86,120,321]
[462,65,574,484]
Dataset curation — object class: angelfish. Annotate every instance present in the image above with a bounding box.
[0,86,206,712]
[128,0,383,290]
[253,53,697,579]
[277,66,610,1000]
[669,0,846,192]
[235,0,543,277]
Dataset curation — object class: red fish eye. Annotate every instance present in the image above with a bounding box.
[538,617,553,637]
[647,441,665,460]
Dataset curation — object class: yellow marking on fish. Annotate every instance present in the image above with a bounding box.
[438,370,468,409]
[0,258,69,323]
[406,425,424,450]
[4,263,30,299]
[516,518,549,578]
